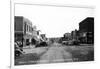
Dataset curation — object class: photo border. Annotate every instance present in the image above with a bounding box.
[10,0,95,69]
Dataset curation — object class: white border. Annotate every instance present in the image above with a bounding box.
[10,0,95,69]
[10,0,14,69]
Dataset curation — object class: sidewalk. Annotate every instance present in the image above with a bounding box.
[23,46,48,54]
[23,45,35,49]
[79,44,93,46]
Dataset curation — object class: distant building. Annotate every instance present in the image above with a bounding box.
[71,29,79,40]
[64,33,71,40]
[79,17,94,44]
[49,37,61,43]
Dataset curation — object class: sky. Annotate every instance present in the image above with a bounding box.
[15,4,94,38]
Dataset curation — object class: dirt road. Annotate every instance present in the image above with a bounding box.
[38,42,73,63]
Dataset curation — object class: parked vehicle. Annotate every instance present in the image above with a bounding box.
[26,41,30,45]
[16,41,23,51]
[15,42,23,57]
[72,39,80,45]
[62,39,80,45]
[62,40,73,45]
[62,41,69,45]
[35,42,48,47]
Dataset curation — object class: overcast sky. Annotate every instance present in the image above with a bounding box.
[15,4,94,38]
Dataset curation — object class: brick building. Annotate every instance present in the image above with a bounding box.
[71,29,79,41]
[79,17,94,44]
[14,16,38,46]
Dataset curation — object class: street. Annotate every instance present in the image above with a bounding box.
[15,42,94,65]
[38,42,73,63]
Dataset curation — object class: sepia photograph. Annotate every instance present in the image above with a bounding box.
[14,3,94,66]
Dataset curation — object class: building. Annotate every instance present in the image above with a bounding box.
[14,16,38,46]
[14,16,23,42]
[71,29,79,41]
[64,33,72,40]
[79,17,94,44]
[40,34,47,42]
[31,26,39,45]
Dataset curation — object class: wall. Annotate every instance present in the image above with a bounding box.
[15,16,23,32]
[79,17,94,33]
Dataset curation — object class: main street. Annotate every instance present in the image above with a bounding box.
[38,42,73,63]
[15,42,93,65]
[15,42,73,65]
